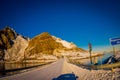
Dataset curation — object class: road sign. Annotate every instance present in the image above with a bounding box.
[88,43,92,51]
[110,37,120,46]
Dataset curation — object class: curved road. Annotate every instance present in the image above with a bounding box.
[1,58,120,80]
[0,59,65,80]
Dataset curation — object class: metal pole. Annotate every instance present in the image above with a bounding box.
[112,45,116,56]
[88,42,92,65]
[112,45,115,79]
[100,56,102,69]
[90,49,92,64]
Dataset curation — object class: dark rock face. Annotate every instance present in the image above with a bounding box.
[0,26,17,60]
[0,49,5,61]
[103,51,120,64]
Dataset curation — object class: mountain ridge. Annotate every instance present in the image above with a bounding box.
[0,27,88,62]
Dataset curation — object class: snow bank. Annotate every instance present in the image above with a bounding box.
[62,59,120,80]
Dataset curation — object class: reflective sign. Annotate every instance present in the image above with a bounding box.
[110,37,120,45]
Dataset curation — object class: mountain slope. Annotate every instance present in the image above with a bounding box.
[0,27,17,60]
[24,32,88,59]
[25,32,65,58]
[52,36,77,49]
[4,35,29,61]
[0,27,89,62]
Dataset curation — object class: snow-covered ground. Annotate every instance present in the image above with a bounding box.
[63,59,120,80]
[1,59,120,80]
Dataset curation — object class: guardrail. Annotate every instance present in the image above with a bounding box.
[0,62,52,73]
[92,62,120,69]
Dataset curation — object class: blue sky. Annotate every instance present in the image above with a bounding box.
[0,0,120,52]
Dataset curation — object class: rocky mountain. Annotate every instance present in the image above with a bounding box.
[24,32,87,59]
[4,35,29,62]
[52,36,77,49]
[0,27,88,62]
[24,32,65,58]
[52,36,86,52]
[0,27,17,60]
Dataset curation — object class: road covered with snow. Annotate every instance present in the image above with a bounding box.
[1,58,120,80]
[0,59,64,80]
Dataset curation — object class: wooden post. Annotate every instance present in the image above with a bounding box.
[111,67,114,72]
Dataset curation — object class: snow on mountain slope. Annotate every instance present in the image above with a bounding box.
[4,35,29,61]
[52,36,77,49]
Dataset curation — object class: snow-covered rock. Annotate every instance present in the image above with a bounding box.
[4,35,29,61]
[52,36,77,49]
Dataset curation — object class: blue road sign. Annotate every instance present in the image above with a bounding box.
[110,37,120,45]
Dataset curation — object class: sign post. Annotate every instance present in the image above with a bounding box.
[110,37,120,79]
[110,37,120,56]
[88,42,92,64]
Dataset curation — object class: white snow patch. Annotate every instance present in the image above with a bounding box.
[52,36,76,49]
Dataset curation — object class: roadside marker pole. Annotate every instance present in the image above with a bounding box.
[110,37,120,79]
[88,42,92,64]
[112,45,116,56]
[100,56,102,69]
[90,49,92,64]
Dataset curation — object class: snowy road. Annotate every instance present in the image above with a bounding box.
[0,59,65,80]
[1,58,120,80]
